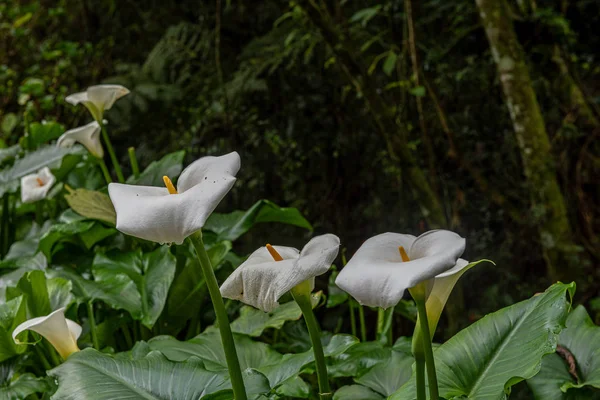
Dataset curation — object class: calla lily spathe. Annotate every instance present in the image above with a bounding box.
[20,167,56,203]
[12,308,82,359]
[108,152,240,245]
[220,234,340,312]
[66,84,130,122]
[57,121,103,158]
[335,230,466,309]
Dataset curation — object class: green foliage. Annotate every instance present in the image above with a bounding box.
[392,282,575,399]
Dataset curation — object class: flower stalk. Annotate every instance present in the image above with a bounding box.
[98,159,112,184]
[266,244,332,399]
[292,286,332,400]
[128,147,140,178]
[190,231,247,400]
[99,122,124,183]
[87,301,99,350]
[414,295,439,400]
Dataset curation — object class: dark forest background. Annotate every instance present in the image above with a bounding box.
[1,0,599,337]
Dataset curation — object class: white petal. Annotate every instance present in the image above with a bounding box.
[220,235,339,313]
[335,233,416,309]
[109,153,239,244]
[12,308,80,359]
[220,246,299,312]
[65,92,88,105]
[177,152,241,193]
[20,167,56,203]
[413,258,474,350]
[66,319,83,341]
[409,230,465,261]
[86,84,130,111]
[282,234,340,293]
[57,121,103,158]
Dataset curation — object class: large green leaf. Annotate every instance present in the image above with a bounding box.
[93,246,176,328]
[355,340,414,397]
[127,150,185,186]
[38,220,94,260]
[204,199,313,242]
[149,331,358,390]
[64,189,116,225]
[0,296,27,362]
[0,373,50,400]
[166,241,231,322]
[48,348,228,400]
[0,145,82,197]
[231,296,320,337]
[333,385,384,400]
[392,282,575,400]
[528,306,600,399]
[28,121,64,147]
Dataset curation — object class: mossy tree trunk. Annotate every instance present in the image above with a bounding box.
[475,0,580,281]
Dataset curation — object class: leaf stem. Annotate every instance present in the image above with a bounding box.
[98,158,112,184]
[415,354,426,400]
[87,300,100,350]
[190,231,247,400]
[358,302,367,342]
[349,299,357,337]
[416,299,439,400]
[292,291,332,400]
[128,147,140,178]
[99,123,125,183]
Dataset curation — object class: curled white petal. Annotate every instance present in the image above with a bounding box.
[66,84,129,121]
[335,230,465,309]
[20,167,56,203]
[12,308,81,359]
[108,152,240,244]
[57,121,103,158]
[220,234,340,312]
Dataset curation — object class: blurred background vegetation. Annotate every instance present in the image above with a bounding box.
[1,0,598,338]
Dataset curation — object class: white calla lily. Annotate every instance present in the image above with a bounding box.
[20,167,56,203]
[66,84,130,122]
[12,308,82,359]
[108,152,240,245]
[57,121,103,158]
[417,258,492,337]
[220,234,340,312]
[335,230,466,309]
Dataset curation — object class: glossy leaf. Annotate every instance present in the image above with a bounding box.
[528,306,600,399]
[48,348,228,399]
[231,295,320,337]
[126,150,185,186]
[65,189,116,225]
[92,246,176,328]
[0,296,27,362]
[204,199,313,242]
[334,385,384,400]
[0,373,50,400]
[392,282,575,400]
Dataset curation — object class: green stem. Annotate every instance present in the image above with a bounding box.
[35,202,43,226]
[415,355,426,400]
[121,324,133,349]
[293,291,332,400]
[377,308,385,336]
[190,231,247,400]
[98,158,113,184]
[349,300,357,337]
[87,301,100,350]
[416,299,439,400]
[34,344,52,370]
[99,123,125,183]
[358,302,367,342]
[44,342,61,366]
[128,147,140,178]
